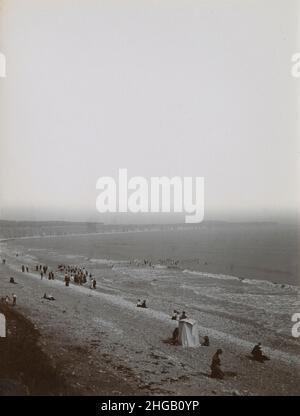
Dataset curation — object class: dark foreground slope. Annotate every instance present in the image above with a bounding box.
[0,304,74,396]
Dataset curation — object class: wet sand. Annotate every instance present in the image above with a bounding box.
[0,236,300,396]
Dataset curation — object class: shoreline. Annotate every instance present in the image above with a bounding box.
[1,236,300,396]
[2,232,299,290]
[0,271,149,396]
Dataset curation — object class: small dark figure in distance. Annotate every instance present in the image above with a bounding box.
[210,349,224,379]
[172,327,179,345]
[201,336,210,346]
[251,343,270,363]
[179,311,187,320]
[171,310,179,320]
[43,293,55,301]
[12,293,17,306]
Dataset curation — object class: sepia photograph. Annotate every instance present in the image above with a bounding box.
[0,0,299,403]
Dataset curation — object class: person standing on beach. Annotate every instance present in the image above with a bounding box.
[12,293,17,306]
[171,310,179,320]
[179,311,187,320]
[40,271,43,280]
[65,275,70,286]
[21,265,25,273]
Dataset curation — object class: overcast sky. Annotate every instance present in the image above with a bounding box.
[0,0,299,223]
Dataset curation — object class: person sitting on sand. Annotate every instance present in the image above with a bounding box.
[210,349,224,379]
[179,311,187,320]
[43,293,55,301]
[201,336,210,346]
[251,343,270,362]
[171,310,179,320]
[9,277,16,284]
[137,299,147,308]
[92,278,97,289]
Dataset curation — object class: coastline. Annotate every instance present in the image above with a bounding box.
[0,265,148,396]
[0,234,300,396]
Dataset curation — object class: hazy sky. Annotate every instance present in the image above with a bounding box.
[0,0,299,223]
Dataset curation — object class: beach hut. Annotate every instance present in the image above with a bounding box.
[178,319,199,347]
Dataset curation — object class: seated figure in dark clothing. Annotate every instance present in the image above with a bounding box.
[201,335,210,346]
[210,349,224,379]
[251,343,270,362]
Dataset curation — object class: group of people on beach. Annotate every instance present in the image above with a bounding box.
[21,264,29,273]
[2,255,271,384]
[20,263,56,281]
[1,293,17,306]
[57,264,97,289]
[131,257,180,269]
[171,310,188,321]
[35,264,56,280]
[19,261,98,290]
[169,308,270,379]
[209,343,270,380]
[0,260,17,305]
[159,258,180,267]
[136,299,147,308]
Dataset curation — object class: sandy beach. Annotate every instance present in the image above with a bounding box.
[1,0,299,401]
[0,229,299,396]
